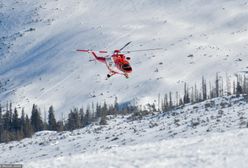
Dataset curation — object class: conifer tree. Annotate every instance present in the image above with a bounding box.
[95,103,101,119]
[24,114,33,137]
[162,94,168,112]
[114,97,119,114]
[3,105,11,131]
[84,107,91,126]
[216,73,219,97]
[48,106,57,130]
[67,108,80,130]
[20,109,25,137]
[79,107,85,127]
[56,121,64,132]
[169,92,173,109]
[31,104,44,132]
[236,82,243,97]
[183,83,190,104]
[12,108,19,132]
[0,105,3,142]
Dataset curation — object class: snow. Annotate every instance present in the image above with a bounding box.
[1,0,248,114]
[1,96,248,167]
[25,129,248,168]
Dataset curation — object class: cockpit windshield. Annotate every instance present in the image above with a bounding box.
[122,64,132,72]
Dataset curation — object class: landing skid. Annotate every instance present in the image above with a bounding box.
[106,72,129,80]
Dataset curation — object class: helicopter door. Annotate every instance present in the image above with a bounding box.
[105,57,114,68]
[105,57,122,74]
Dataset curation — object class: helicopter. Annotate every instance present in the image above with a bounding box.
[77,41,162,79]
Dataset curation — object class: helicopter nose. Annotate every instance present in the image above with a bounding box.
[126,67,132,73]
[122,64,132,73]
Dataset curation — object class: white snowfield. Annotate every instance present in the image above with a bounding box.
[1,0,248,114]
[1,96,248,167]
[26,129,248,168]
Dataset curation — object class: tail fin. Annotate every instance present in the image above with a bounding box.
[77,49,106,63]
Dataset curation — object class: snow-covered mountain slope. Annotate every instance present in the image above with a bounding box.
[25,129,248,168]
[1,96,248,167]
[1,0,248,114]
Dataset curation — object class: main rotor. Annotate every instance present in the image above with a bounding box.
[77,41,163,55]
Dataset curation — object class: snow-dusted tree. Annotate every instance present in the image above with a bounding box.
[67,108,80,130]
[100,115,107,125]
[20,109,25,134]
[183,83,190,104]
[169,92,173,108]
[84,106,92,126]
[23,114,33,137]
[48,106,57,131]
[162,93,169,112]
[12,108,20,132]
[56,121,64,132]
[236,82,242,97]
[31,104,44,132]
[79,107,85,127]
[215,73,219,98]
[226,73,231,96]
[0,105,3,142]
[3,104,12,131]
[233,81,236,95]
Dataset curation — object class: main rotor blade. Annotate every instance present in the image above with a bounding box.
[122,48,163,53]
[77,49,108,53]
[119,41,132,51]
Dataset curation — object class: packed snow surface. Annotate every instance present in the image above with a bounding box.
[1,96,248,167]
[25,129,248,168]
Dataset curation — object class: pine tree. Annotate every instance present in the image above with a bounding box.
[12,108,20,132]
[183,83,190,104]
[209,81,213,99]
[194,83,199,103]
[3,105,11,131]
[84,106,92,126]
[95,103,101,119]
[24,114,33,137]
[0,104,3,142]
[175,92,179,106]
[9,102,13,126]
[99,115,107,125]
[243,76,248,94]
[98,103,107,125]
[169,92,173,109]
[31,104,44,132]
[48,106,57,130]
[79,107,85,127]
[202,76,207,100]
[20,109,25,138]
[236,82,243,97]
[226,73,231,96]
[215,73,219,97]
[56,121,64,132]
[114,97,119,114]
[67,108,80,131]
[162,93,169,112]
[102,102,107,115]
[233,81,236,95]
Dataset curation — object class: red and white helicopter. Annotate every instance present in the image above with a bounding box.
[77,42,161,79]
